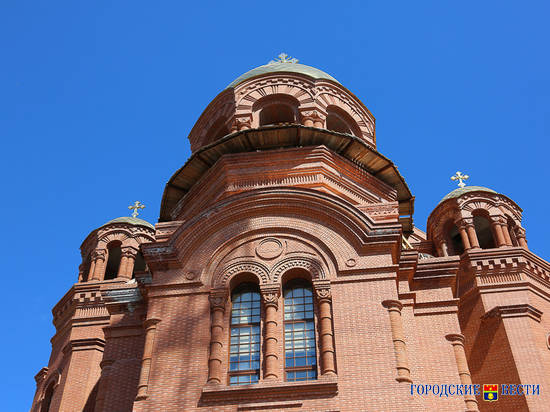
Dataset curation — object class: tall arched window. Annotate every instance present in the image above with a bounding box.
[283,279,317,382]
[473,214,496,249]
[229,283,261,385]
[40,381,55,412]
[104,241,122,280]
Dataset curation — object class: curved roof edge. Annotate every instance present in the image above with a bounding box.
[160,125,414,233]
[101,216,155,230]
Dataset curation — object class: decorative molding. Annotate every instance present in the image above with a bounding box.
[260,284,281,308]
[481,304,543,322]
[215,261,270,289]
[271,257,325,282]
[209,290,228,311]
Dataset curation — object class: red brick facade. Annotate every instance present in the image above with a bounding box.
[31,60,550,411]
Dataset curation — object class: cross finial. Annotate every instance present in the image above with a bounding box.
[128,201,145,218]
[268,53,299,64]
[451,171,470,188]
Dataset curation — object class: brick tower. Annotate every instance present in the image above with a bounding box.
[31,55,550,411]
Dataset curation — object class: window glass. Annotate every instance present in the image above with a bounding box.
[229,284,261,385]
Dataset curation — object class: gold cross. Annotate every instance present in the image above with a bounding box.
[451,171,469,188]
[269,53,299,64]
[128,201,145,218]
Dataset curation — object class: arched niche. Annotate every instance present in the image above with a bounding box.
[205,116,230,145]
[471,210,496,249]
[326,105,361,136]
[104,241,122,280]
[252,95,301,127]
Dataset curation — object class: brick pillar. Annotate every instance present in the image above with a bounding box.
[456,221,472,251]
[497,217,513,246]
[78,263,86,283]
[118,246,138,279]
[463,218,480,249]
[94,359,114,412]
[445,333,478,412]
[516,227,528,250]
[90,249,107,281]
[382,300,412,383]
[300,110,324,128]
[491,218,507,247]
[207,291,227,384]
[435,237,448,257]
[260,285,280,380]
[136,318,161,400]
[313,281,336,376]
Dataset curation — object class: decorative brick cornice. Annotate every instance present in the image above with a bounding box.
[62,338,105,354]
[201,376,337,404]
[481,304,543,322]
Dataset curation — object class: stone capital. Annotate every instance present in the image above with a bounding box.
[121,246,139,259]
[313,280,332,302]
[92,248,107,261]
[445,333,465,345]
[209,290,228,311]
[260,284,281,308]
[382,299,403,312]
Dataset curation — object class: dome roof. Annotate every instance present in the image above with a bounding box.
[101,216,155,230]
[227,62,339,89]
[439,186,497,204]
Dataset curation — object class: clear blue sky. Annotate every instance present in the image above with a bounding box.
[2,1,548,409]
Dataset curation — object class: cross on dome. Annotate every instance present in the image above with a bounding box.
[269,53,299,64]
[128,201,145,218]
[451,171,470,188]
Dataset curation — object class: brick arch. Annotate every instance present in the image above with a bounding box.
[235,77,315,116]
[212,260,270,289]
[460,199,503,220]
[271,256,326,284]
[97,231,131,247]
[316,89,373,136]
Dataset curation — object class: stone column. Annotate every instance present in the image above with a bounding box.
[313,281,336,376]
[382,300,412,383]
[435,237,448,257]
[491,218,507,247]
[260,285,281,380]
[445,334,478,412]
[496,217,513,246]
[516,227,528,249]
[207,291,227,384]
[118,246,138,279]
[94,359,114,412]
[301,110,324,128]
[135,318,161,401]
[90,249,107,281]
[78,263,86,283]
[463,218,480,249]
[456,221,471,251]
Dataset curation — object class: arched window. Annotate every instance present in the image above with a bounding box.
[444,221,464,256]
[326,105,360,136]
[133,251,146,278]
[283,279,317,382]
[473,214,496,249]
[205,117,230,144]
[104,241,122,280]
[229,283,261,385]
[40,381,55,412]
[259,104,295,126]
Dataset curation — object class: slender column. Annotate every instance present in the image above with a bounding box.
[494,216,513,246]
[88,259,97,281]
[456,221,471,251]
[382,300,412,383]
[463,218,480,249]
[78,263,85,283]
[135,318,161,400]
[516,227,528,249]
[90,249,107,281]
[94,359,114,412]
[207,291,227,384]
[260,285,281,380]
[313,281,336,376]
[502,225,513,246]
[118,246,138,279]
[445,334,479,412]
[435,237,448,257]
[491,218,506,247]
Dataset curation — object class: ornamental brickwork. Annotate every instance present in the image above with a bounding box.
[30,59,550,412]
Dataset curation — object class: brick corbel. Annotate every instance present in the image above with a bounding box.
[481,304,543,322]
[62,338,105,354]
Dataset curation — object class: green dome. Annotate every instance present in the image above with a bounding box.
[227,62,339,89]
[101,216,155,230]
[439,186,497,205]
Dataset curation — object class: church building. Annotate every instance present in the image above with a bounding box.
[30,55,550,411]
